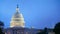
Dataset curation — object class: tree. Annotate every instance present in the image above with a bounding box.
[0,21,4,34]
[0,28,4,34]
[44,27,48,34]
[54,22,60,34]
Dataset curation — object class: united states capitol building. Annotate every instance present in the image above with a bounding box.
[4,5,55,34]
[4,5,39,34]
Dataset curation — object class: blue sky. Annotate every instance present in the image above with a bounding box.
[0,0,60,29]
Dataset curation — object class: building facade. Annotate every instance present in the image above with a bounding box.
[5,27,39,34]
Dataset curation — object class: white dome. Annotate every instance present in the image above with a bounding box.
[10,6,25,27]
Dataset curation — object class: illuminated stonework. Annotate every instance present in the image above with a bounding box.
[10,5,25,27]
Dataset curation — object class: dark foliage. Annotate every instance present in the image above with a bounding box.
[54,22,60,34]
[0,21,4,26]
[0,28,4,34]
[0,21,4,34]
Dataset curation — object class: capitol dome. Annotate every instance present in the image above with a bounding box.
[10,5,25,27]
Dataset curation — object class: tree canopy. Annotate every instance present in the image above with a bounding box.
[0,21,4,34]
[54,22,60,34]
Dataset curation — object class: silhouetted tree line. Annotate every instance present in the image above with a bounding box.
[37,22,60,34]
